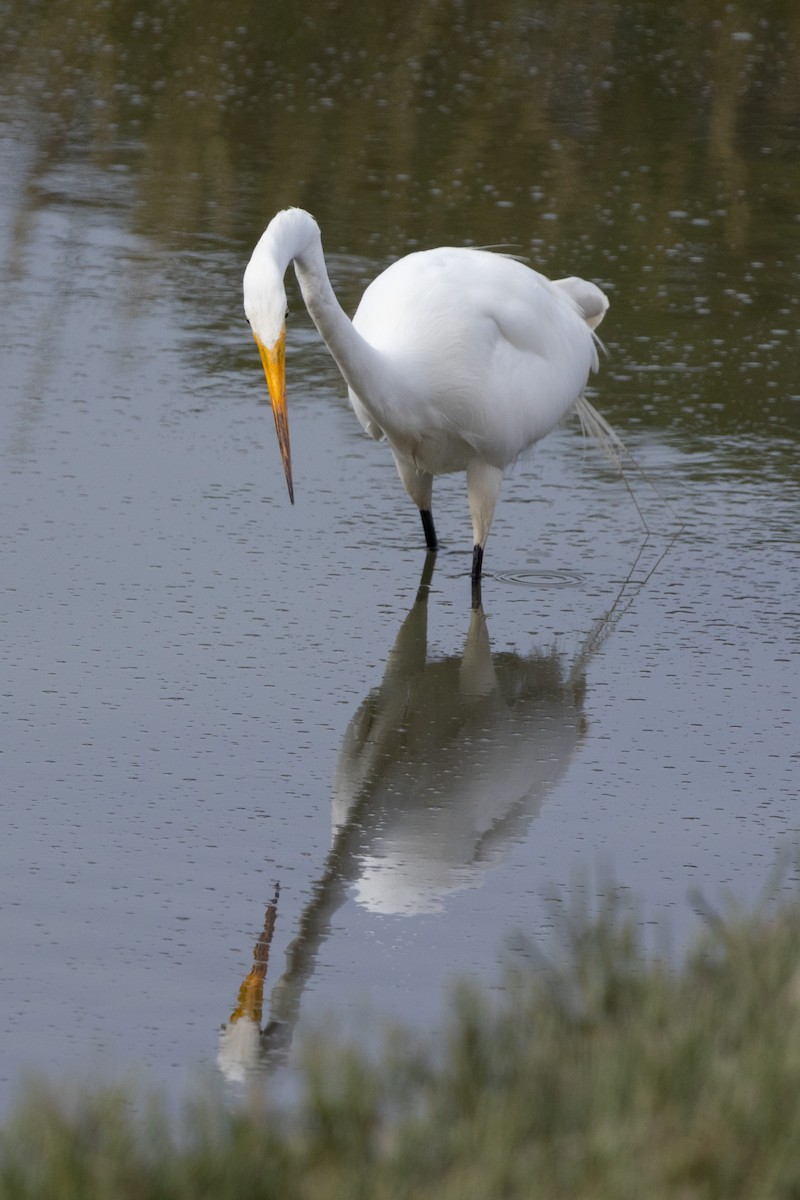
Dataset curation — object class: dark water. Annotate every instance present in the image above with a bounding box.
[1,1,798,1106]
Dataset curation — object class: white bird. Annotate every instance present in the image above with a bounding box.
[243,207,615,589]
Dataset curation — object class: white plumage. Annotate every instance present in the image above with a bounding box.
[243,207,613,588]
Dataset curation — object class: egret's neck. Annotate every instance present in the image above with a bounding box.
[293,240,358,368]
[270,210,393,417]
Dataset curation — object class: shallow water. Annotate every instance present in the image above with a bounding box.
[1,0,798,1108]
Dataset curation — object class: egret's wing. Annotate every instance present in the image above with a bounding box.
[348,388,386,441]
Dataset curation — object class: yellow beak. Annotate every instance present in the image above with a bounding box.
[254,327,294,504]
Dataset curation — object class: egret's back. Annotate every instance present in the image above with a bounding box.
[350,247,605,474]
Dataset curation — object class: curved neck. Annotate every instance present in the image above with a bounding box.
[269,210,392,414]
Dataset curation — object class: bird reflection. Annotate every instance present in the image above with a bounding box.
[218,550,623,1079]
[331,562,586,915]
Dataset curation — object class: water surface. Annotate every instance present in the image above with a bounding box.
[1,0,798,1108]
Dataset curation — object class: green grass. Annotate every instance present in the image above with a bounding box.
[5,885,800,1199]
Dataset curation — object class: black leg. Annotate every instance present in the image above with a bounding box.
[420,509,438,552]
[470,544,484,610]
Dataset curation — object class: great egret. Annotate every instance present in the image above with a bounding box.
[243,207,616,587]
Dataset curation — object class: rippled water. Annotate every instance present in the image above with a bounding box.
[1,0,798,1110]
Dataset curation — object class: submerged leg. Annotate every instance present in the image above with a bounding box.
[416,547,437,603]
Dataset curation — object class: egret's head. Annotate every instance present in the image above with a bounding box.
[243,243,294,503]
